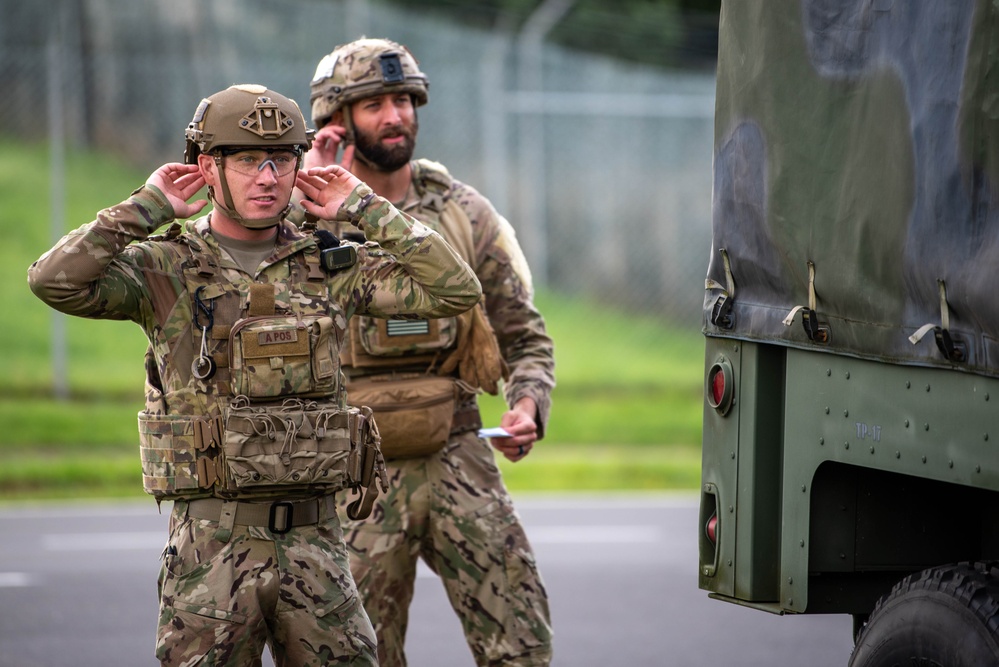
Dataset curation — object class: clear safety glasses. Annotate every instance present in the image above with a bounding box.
[220,148,301,177]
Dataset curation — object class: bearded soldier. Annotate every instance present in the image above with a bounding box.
[28,83,481,667]
[304,39,556,667]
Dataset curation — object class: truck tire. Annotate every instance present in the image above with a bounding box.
[849,561,999,667]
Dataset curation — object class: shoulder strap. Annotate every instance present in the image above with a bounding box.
[410,163,504,392]
[438,200,475,267]
[410,159,475,266]
[411,159,453,215]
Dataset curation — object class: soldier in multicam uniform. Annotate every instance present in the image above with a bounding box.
[27,83,482,667]
[304,38,555,667]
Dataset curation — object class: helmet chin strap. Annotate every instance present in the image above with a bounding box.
[210,155,291,229]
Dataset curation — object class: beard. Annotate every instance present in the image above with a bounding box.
[353,117,418,172]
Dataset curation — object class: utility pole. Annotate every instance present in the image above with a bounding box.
[516,0,576,286]
[47,0,69,401]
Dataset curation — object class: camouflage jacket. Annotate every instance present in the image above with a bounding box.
[27,182,482,422]
[311,159,555,435]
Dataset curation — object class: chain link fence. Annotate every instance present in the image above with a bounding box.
[3,0,714,330]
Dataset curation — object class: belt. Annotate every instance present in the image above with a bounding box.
[185,496,334,535]
[451,400,482,436]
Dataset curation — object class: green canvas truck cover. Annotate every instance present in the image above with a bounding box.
[704,0,999,378]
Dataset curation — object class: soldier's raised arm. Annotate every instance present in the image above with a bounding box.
[26,169,204,322]
[297,164,482,319]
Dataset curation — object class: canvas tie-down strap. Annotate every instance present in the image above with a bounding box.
[705,248,736,329]
[908,279,966,362]
[783,261,828,343]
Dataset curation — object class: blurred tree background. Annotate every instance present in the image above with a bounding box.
[383,0,720,69]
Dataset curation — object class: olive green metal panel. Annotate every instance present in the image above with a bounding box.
[700,339,786,603]
[780,349,999,612]
[700,337,740,597]
[733,343,784,602]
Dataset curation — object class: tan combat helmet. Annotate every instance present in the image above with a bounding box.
[309,38,429,132]
[184,84,314,229]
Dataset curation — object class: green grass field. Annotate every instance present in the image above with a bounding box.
[1,138,706,500]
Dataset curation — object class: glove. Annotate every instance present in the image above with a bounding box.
[438,303,509,395]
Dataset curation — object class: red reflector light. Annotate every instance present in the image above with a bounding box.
[706,514,718,544]
[711,370,725,407]
[706,358,734,415]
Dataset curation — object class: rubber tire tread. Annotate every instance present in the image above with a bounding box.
[849,561,999,667]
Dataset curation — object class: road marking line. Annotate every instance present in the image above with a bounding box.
[413,525,661,578]
[529,525,662,544]
[0,572,33,587]
[518,495,698,510]
[42,532,164,551]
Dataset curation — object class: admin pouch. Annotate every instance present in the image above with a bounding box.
[345,374,458,459]
[229,314,340,399]
[343,313,458,369]
[138,399,387,519]
[338,160,467,372]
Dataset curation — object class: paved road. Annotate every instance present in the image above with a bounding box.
[0,495,854,666]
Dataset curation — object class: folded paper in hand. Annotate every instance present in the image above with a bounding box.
[477,427,511,439]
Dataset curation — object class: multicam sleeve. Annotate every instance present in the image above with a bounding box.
[455,182,556,436]
[335,183,482,319]
[27,185,175,323]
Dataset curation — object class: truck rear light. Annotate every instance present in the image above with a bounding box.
[706,358,734,415]
[711,371,725,406]
[699,486,719,578]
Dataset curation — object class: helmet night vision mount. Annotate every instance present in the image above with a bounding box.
[308,38,429,144]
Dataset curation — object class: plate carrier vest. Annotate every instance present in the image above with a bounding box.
[137,224,386,517]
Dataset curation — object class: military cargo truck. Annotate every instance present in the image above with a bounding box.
[699,1,999,664]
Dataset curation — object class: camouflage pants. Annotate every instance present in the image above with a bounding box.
[155,498,377,667]
[339,430,553,667]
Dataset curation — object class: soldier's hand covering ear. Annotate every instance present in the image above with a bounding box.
[146,163,208,220]
[296,165,365,220]
[304,124,355,173]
